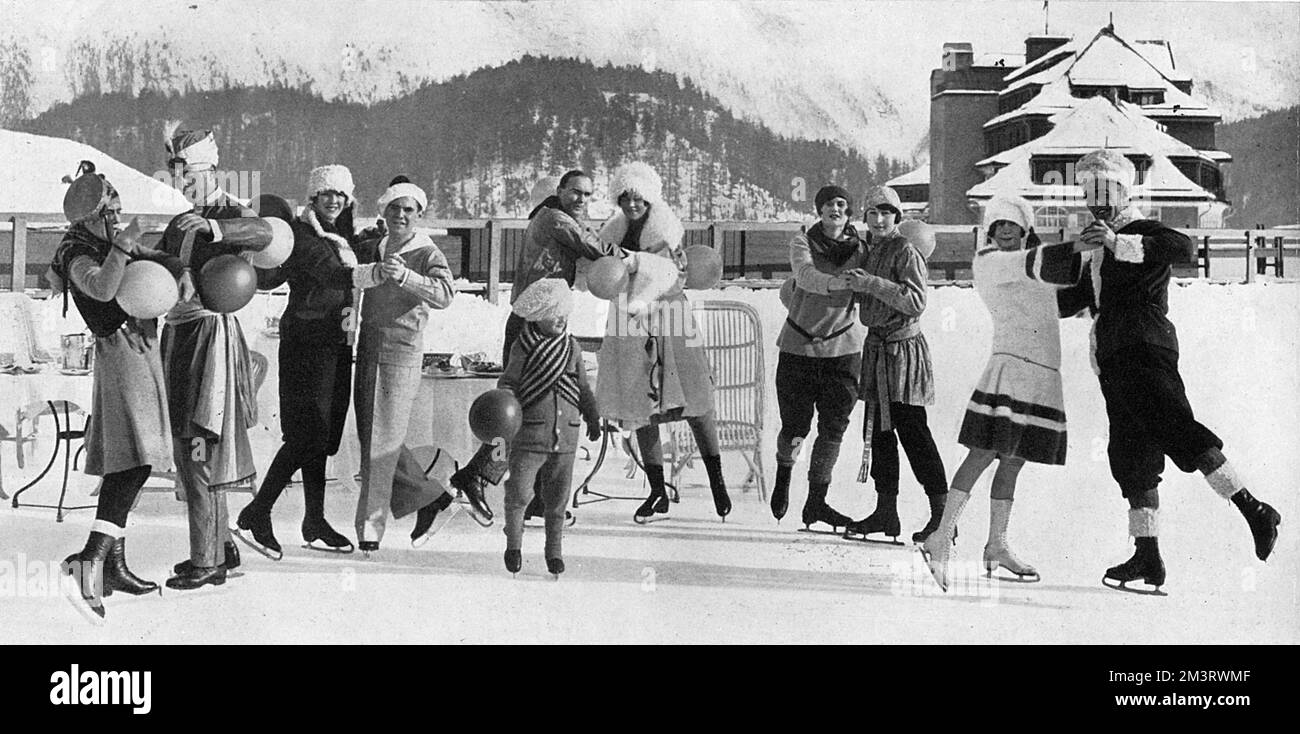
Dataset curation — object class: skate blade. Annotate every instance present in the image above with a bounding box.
[229,526,284,561]
[798,525,844,536]
[633,514,669,525]
[411,505,462,549]
[455,500,494,528]
[61,576,107,625]
[303,539,355,554]
[842,532,905,546]
[915,545,949,592]
[986,565,1041,584]
[1101,576,1167,596]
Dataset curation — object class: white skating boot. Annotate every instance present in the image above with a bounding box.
[983,498,1039,582]
[919,489,969,592]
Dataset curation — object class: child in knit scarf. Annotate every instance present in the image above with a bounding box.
[498,279,601,576]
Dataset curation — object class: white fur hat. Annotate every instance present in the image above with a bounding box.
[512,278,574,322]
[1076,149,1135,183]
[982,195,1035,232]
[377,181,427,213]
[608,161,664,205]
[306,165,355,202]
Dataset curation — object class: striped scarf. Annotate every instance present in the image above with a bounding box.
[516,323,579,411]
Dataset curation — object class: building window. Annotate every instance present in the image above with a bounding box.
[1130,90,1165,106]
[1035,206,1069,230]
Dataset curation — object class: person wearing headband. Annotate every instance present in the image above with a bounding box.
[350,177,460,552]
[157,123,290,590]
[233,165,360,559]
[51,163,185,618]
[1059,149,1281,594]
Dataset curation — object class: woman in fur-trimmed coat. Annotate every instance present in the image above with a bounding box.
[234,165,361,558]
[594,162,730,523]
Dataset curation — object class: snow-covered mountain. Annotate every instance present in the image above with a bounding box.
[3,0,1296,158]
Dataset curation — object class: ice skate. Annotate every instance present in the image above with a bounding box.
[633,489,670,524]
[358,541,379,558]
[982,498,1034,581]
[634,464,671,524]
[450,467,494,527]
[919,533,953,592]
[1103,538,1166,596]
[770,464,792,522]
[232,505,283,561]
[104,538,161,597]
[702,455,731,521]
[843,493,902,545]
[1233,490,1281,561]
[61,532,113,620]
[911,492,947,544]
[411,493,457,548]
[504,549,522,576]
[983,544,1040,583]
[546,557,565,578]
[798,482,852,534]
[303,517,355,554]
[524,495,575,528]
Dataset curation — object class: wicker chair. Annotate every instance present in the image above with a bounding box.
[664,300,767,501]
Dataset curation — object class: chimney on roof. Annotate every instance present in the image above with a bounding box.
[942,43,974,71]
[1025,35,1070,63]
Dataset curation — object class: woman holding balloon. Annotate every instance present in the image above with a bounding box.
[589,162,730,524]
[50,163,184,618]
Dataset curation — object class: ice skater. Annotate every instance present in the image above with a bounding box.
[842,186,950,544]
[920,195,1096,590]
[770,184,866,532]
[233,165,362,558]
[351,178,458,552]
[50,164,184,618]
[594,162,731,524]
[1059,149,1281,593]
[498,279,601,576]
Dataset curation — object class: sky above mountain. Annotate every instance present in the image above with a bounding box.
[2,0,1296,158]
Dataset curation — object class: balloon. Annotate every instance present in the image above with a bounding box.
[468,389,523,445]
[197,254,258,313]
[116,260,179,319]
[898,219,936,259]
[586,256,629,301]
[683,245,722,290]
[249,217,294,268]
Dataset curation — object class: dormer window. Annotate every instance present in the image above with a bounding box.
[1129,89,1165,106]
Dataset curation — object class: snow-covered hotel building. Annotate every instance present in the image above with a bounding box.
[918,24,1231,228]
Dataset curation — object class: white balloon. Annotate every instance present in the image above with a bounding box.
[116,260,178,319]
[250,217,294,268]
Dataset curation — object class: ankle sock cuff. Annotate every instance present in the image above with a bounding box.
[1128,508,1158,538]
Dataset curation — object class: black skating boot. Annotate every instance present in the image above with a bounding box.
[411,492,453,544]
[1231,489,1282,561]
[1104,537,1166,592]
[525,493,574,527]
[450,466,494,527]
[104,538,159,596]
[844,492,901,542]
[703,455,731,521]
[504,549,522,575]
[234,503,283,560]
[770,464,792,521]
[634,463,670,524]
[303,516,355,553]
[546,557,565,576]
[358,541,380,553]
[801,482,852,532]
[62,531,115,618]
[912,492,948,544]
